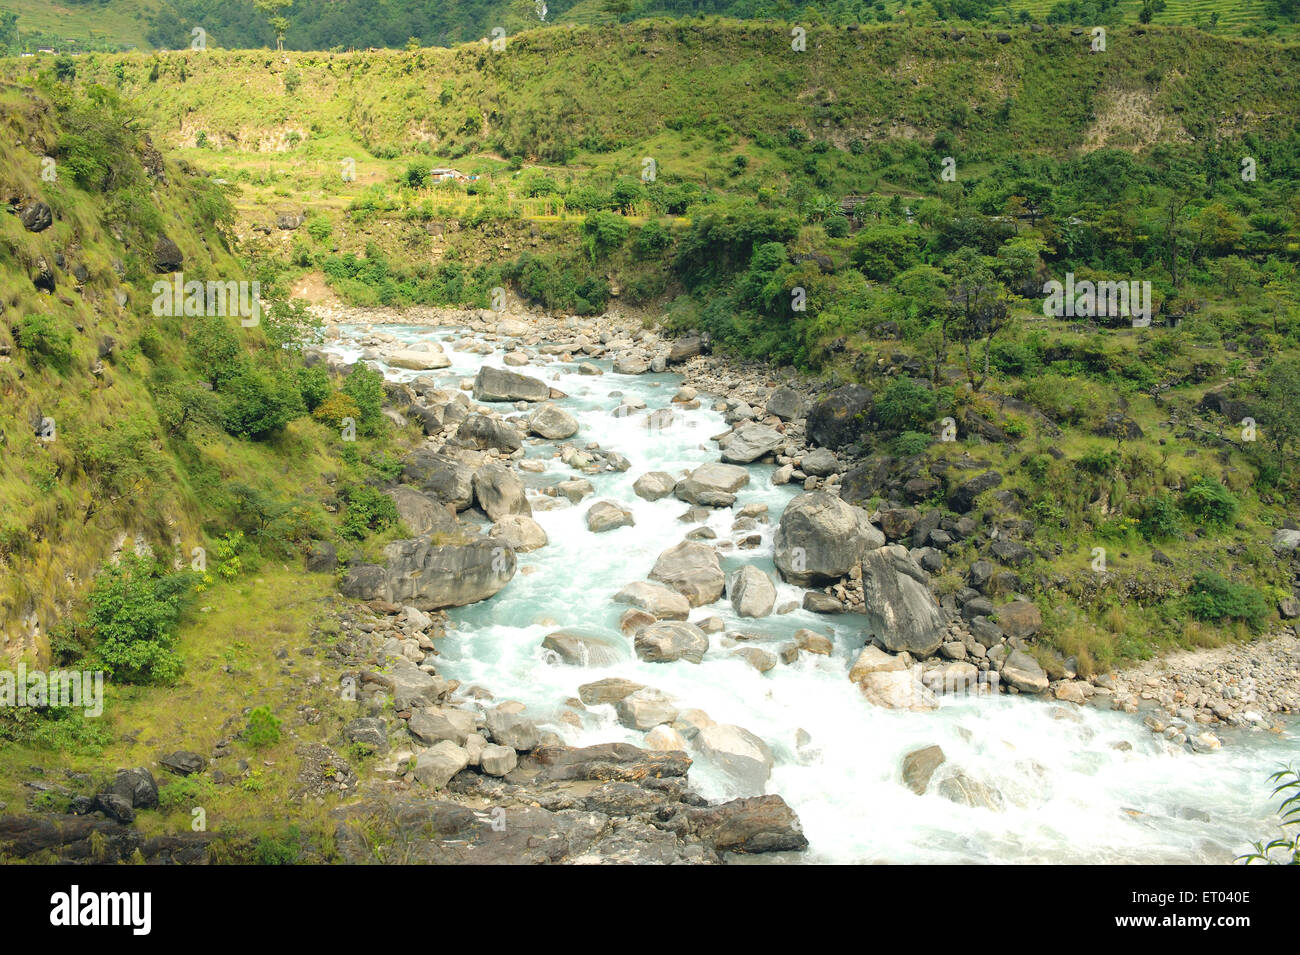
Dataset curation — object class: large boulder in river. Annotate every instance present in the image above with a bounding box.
[633,471,677,501]
[696,724,773,791]
[387,346,451,370]
[635,621,710,664]
[773,491,885,585]
[674,462,750,507]
[586,500,635,533]
[527,402,579,439]
[488,514,548,552]
[684,795,808,853]
[806,384,873,449]
[455,415,522,452]
[473,462,531,520]
[613,581,691,621]
[728,565,776,618]
[901,745,946,795]
[381,538,516,609]
[402,450,477,511]
[615,688,679,730]
[859,545,946,657]
[649,541,726,606]
[472,365,550,402]
[719,422,784,464]
[542,630,622,667]
[858,669,938,711]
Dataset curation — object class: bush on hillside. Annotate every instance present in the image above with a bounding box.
[86,556,196,684]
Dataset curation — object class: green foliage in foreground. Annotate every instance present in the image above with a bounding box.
[1239,766,1300,864]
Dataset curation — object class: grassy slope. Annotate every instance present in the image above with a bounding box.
[5,0,160,50]
[31,23,1300,194]
[13,0,1299,52]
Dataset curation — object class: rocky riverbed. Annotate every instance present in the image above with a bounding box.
[315,301,1300,725]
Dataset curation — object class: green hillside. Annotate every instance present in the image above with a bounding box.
[3,0,1297,54]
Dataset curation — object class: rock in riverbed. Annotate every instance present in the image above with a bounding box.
[649,540,726,606]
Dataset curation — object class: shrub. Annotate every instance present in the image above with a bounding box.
[401,158,432,189]
[1138,493,1182,541]
[1187,572,1269,631]
[245,706,282,748]
[86,556,194,684]
[340,364,385,434]
[875,377,938,433]
[253,825,303,864]
[16,315,75,372]
[634,220,672,257]
[158,775,216,811]
[339,484,399,540]
[1078,447,1120,476]
[582,211,630,261]
[220,362,306,440]
[297,365,332,412]
[1181,477,1238,527]
[187,316,243,390]
[305,215,332,244]
[0,706,114,753]
[213,531,244,580]
[312,391,361,429]
[890,430,932,457]
[853,225,922,281]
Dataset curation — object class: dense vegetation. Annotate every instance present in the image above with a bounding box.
[3,0,1298,54]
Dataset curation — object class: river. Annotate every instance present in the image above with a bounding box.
[321,318,1297,864]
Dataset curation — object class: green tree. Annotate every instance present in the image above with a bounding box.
[944,249,1009,393]
[253,0,294,50]
[86,556,194,684]
[1256,356,1300,457]
[582,211,630,261]
[341,363,386,434]
[0,11,17,55]
[188,316,243,390]
[220,361,306,440]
